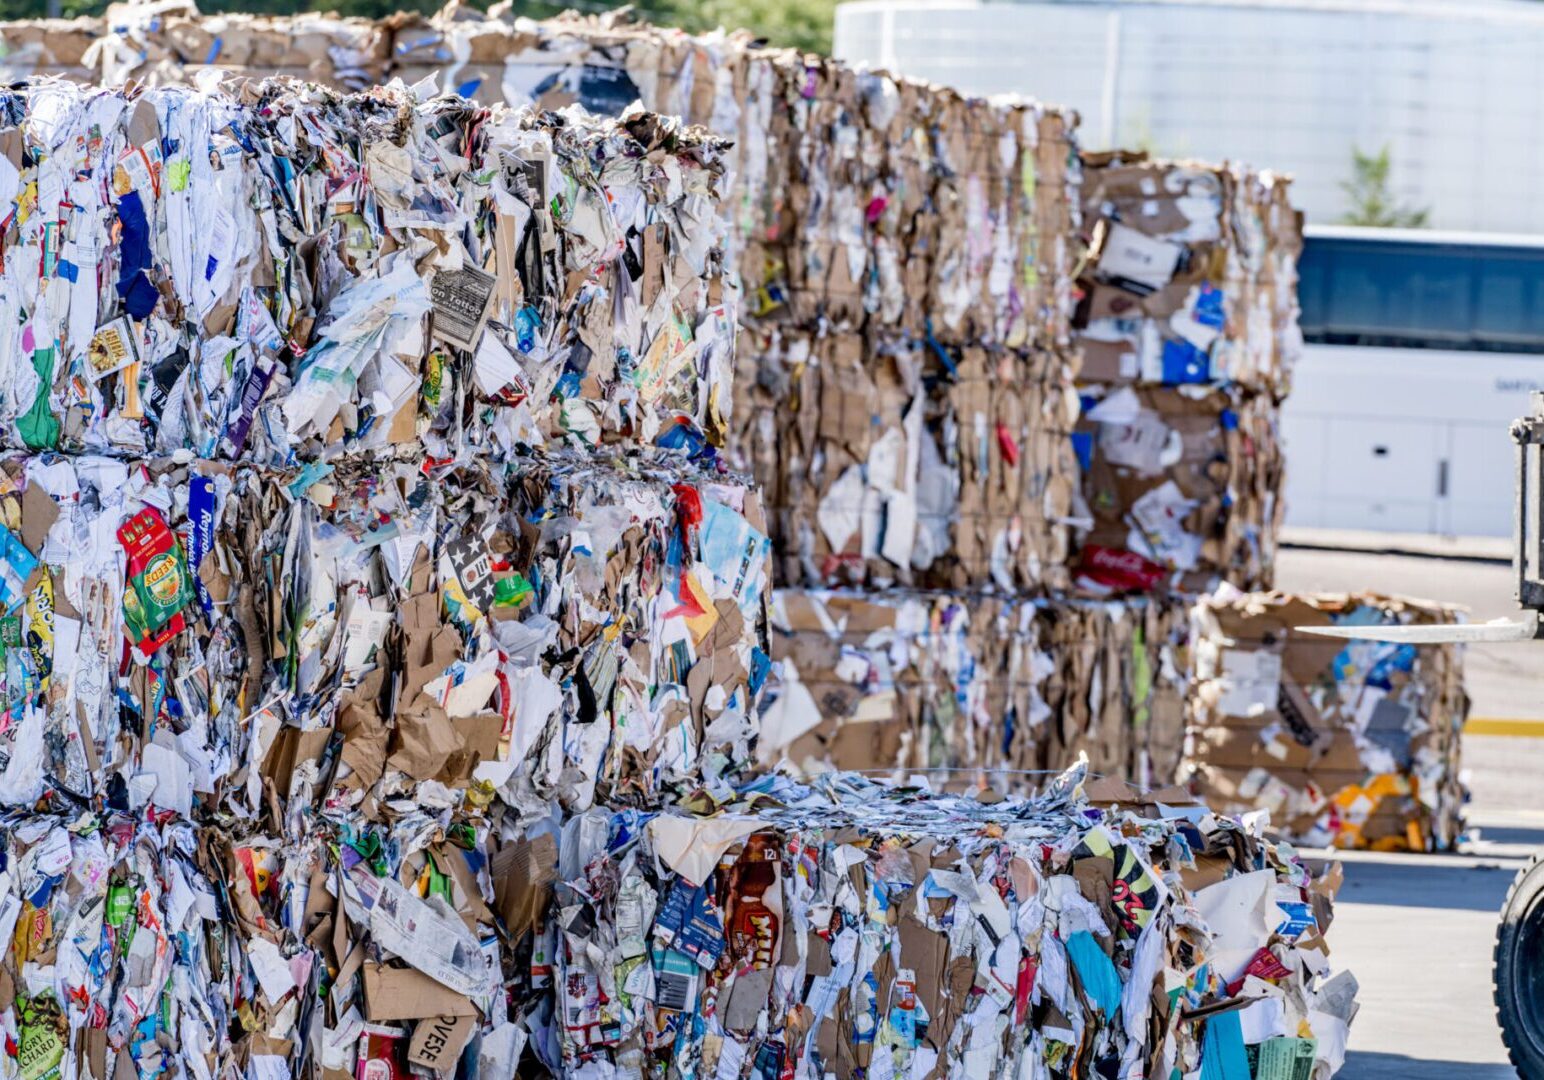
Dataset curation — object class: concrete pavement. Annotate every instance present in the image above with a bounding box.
[1315,820,1529,1079]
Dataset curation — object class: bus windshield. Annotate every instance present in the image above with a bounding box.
[1298,232,1544,354]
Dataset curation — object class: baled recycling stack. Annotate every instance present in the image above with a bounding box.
[90,7,392,89]
[0,16,98,82]
[69,3,1089,594]
[0,74,1359,1078]
[1073,152,1301,597]
[30,5,1426,839]
[0,79,772,1075]
[44,5,1219,781]
[1183,591,1469,850]
[354,11,1096,764]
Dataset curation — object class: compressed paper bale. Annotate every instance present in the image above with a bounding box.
[0,17,100,82]
[1076,153,1303,400]
[553,766,1356,1079]
[763,588,1190,788]
[1182,590,1469,851]
[92,6,392,89]
[0,809,567,1077]
[745,331,1082,592]
[0,80,737,464]
[1071,152,1301,597]
[393,16,1082,350]
[0,447,769,819]
[1073,386,1285,595]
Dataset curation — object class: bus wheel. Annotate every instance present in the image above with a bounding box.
[1496,853,1544,1078]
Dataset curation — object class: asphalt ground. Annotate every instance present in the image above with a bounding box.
[1276,546,1543,1078]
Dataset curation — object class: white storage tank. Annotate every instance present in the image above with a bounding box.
[833,0,1544,233]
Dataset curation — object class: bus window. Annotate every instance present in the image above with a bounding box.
[1299,235,1544,353]
[1297,249,1325,336]
[1476,253,1544,348]
[1322,243,1473,345]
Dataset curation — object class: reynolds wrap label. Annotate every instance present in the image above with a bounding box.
[187,476,217,616]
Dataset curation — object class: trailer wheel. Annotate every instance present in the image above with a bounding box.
[1496,853,1544,1078]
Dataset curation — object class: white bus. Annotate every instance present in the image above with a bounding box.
[1284,226,1544,538]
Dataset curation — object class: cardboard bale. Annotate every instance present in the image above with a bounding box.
[0,17,100,82]
[0,445,768,819]
[0,79,736,463]
[1076,152,1302,399]
[1070,153,1302,597]
[554,767,1357,1079]
[1073,386,1285,595]
[1182,591,1469,850]
[95,4,392,89]
[741,330,1082,592]
[763,588,1189,787]
[382,9,1082,350]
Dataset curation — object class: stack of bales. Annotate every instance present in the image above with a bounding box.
[60,0,1327,797]
[0,71,1360,1080]
[1072,151,1302,597]
[0,77,772,1074]
[24,3,1460,844]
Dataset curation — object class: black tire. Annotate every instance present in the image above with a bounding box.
[1496,853,1544,1078]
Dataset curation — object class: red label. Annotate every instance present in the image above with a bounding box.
[1076,544,1168,593]
[1227,947,1293,995]
[996,422,1020,467]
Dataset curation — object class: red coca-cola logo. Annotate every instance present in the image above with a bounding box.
[1077,544,1167,592]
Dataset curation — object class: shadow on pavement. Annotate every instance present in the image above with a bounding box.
[1336,859,1515,913]
[1341,1051,1515,1079]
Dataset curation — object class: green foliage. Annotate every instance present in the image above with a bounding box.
[1,0,835,53]
[1339,143,1430,229]
[652,0,835,53]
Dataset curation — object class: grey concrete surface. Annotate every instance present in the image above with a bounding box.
[1467,737,1544,816]
[1316,825,1528,1079]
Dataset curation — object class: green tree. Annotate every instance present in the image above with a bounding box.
[1339,143,1430,228]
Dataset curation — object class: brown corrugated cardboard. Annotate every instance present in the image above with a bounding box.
[1183,591,1469,850]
